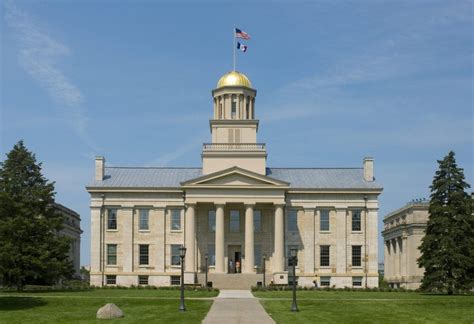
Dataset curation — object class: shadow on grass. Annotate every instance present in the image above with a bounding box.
[0,297,48,311]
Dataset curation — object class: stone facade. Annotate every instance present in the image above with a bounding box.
[87,71,383,288]
[54,202,82,277]
[382,201,429,289]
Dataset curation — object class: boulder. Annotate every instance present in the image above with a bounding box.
[96,303,124,319]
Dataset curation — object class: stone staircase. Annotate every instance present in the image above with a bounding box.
[197,273,269,289]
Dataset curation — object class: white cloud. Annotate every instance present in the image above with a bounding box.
[4,1,97,151]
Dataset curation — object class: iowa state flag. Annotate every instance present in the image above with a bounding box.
[237,42,248,53]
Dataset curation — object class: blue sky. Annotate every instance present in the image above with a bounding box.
[1,0,472,266]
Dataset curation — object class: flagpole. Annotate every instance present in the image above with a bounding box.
[233,25,236,71]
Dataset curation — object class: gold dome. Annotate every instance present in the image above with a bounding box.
[216,71,252,88]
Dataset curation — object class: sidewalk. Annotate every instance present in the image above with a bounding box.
[202,290,275,324]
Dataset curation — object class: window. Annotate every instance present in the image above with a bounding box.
[138,275,149,285]
[219,102,223,118]
[170,276,181,286]
[171,244,181,266]
[106,275,116,285]
[107,208,117,230]
[231,96,237,119]
[352,245,362,267]
[208,210,216,232]
[352,210,362,231]
[208,244,215,266]
[320,210,330,231]
[254,245,262,267]
[107,244,117,265]
[171,209,181,230]
[320,245,330,267]
[139,209,149,230]
[320,276,331,287]
[352,276,363,287]
[139,244,149,265]
[287,245,298,266]
[246,99,250,119]
[230,210,240,232]
[254,210,262,232]
[287,210,298,232]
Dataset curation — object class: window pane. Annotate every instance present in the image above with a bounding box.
[139,244,149,265]
[254,210,262,232]
[352,210,362,231]
[107,208,117,230]
[286,245,298,266]
[254,245,262,267]
[106,275,116,285]
[352,276,362,287]
[230,210,240,232]
[320,276,331,287]
[171,244,181,265]
[171,209,181,230]
[352,245,362,267]
[288,210,297,232]
[107,244,117,265]
[138,275,148,285]
[320,245,330,267]
[208,244,215,266]
[139,209,149,230]
[208,210,216,232]
[320,210,330,231]
[171,276,181,285]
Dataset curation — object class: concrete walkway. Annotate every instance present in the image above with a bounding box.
[202,290,275,324]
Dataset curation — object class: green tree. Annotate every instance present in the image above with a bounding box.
[418,151,473,294]
[0,141,73,290]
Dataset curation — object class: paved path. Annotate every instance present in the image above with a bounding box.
[203,290,274,324]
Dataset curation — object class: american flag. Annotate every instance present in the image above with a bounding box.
[235,28,250,40]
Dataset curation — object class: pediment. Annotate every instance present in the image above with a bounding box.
[181,166,289,188]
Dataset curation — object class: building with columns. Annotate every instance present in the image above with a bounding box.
[86,71,383,288]
[382,201,429,289]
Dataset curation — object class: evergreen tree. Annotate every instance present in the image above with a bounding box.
[418,151,473,294]
[0,141,73,290]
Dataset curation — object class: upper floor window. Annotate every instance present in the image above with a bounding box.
[287,209,298,232]
[352,245,362,267]
[320,245,330,267]
[107,244,117,265]
[352,210,362,231]
[139,244,149,265]
[254,210,262,232]
[139,209,149,230]
[320,210,330,231]
[171,244,181,266]
[230,210,240,232]
[208,210,216,232]
[107,208,117,230]
[171,209,181,230]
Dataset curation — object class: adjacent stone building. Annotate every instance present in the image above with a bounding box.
[382,200,429,289]
[54,202,82,277]
[87,71,383,289]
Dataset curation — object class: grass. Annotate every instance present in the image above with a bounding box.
[0,288,217,323]
[254,290,474,323]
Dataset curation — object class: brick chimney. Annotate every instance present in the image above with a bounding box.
[363,157,374,182]
[95,156,105,181]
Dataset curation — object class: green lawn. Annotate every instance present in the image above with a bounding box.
[254,291,474,323]
[0,289,217,323]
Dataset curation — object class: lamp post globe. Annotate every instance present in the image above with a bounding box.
[179,246,187,312]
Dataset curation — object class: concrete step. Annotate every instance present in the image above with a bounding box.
[197,273,270,289]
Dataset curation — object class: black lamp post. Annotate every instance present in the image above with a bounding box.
[290,248,298,312]
[204,254,209,288]
[179,246,187,312]
[262,254,266,288]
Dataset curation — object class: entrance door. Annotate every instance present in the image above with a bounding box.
[228,245,241,273]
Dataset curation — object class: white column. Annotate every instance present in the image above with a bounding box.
[185,204,196,272]
[244,204,255,273]
[274,205,285,273]
[215,204,225,273]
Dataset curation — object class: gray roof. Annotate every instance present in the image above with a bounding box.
[88,167,381,190]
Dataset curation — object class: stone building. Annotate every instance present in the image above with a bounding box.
[86,71,383,289]
[54,202,82,277]
[382,201,429,289]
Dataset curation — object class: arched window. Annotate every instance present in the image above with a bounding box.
[219,99,223,119]
[246,96,250,119]
[231,95,237,119]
